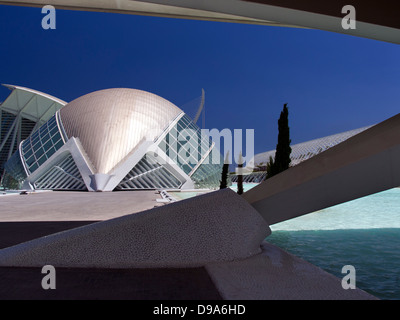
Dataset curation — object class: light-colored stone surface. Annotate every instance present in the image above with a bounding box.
[0,189,380,299]
[206,241,377,300]
[0,189,270,268]
[0,190,159,221]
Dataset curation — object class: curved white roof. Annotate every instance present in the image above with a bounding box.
[1,1,399,44]
[59,88,183,174]
[0,84,67,125]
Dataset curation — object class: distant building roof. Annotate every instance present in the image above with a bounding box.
[255,125,374,168]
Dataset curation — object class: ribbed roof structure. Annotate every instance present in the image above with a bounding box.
[254,125,374,167]
[59,88,182,174]
[0,84,66,125]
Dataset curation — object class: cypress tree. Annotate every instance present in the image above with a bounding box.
[219,152,230,189]
[266,103,292,179]
[265,155,275,178]
[237,152,244,195]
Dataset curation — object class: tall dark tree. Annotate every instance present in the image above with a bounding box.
[265,155,275,178]
[237,152,244,195]
[266,103,292,179]
[219,152,230,189]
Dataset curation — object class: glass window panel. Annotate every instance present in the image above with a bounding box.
[181,115,191,126]
[178,129,191,142]
[43,139,53,151]
[167,148,177,162]
[179,142,196,160]
[45,147,56,159]
[38,127,46,139]
[30,131,39,141]
[35,147,44,159]
[49,125,59,136]
[188,122,199,132]
[42,133,50,144]
[31,136,40,147]
[54,139,64,150]
[187,136,201,154]
[158,140,167,153]
[37,155,47,166]
[177,121,185,131]
[188,153,199,166]
[169,129,179,141]
[180,164,192,174]
[25,155,35,166]
[169,142,179,157]
[51,135,60,145]
[30,163,38,172]
[176,119,185,128]
[49,119,57,129]
[51,130,61,141]
[46,117,55,127]
[21,144,29,155]
[178,149,190,164]
[24,149,33,159]
[32,139,42,152]
[49,147,57,155]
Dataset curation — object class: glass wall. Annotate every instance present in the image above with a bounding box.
[158,114,212,175]
[3,149,27,182]
[0,110,35,173]
[0,110,17,173]
[190,147,224,189]
[20,114,65,174]
[158,114,223,189]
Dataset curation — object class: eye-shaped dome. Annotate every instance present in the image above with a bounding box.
[59,88,182,174]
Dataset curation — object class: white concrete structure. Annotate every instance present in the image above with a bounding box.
[0,1,396,300]
[0,188,376,299]
[4,88,223,191]
[0,189,270,268]
[1,1,399,44]
[243,112,400,225]
[0,84,66,183]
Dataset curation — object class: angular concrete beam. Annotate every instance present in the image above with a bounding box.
[243,113,400,225]
[206,241,377,300]
[0,0,278,26]
[2,0,400,44]
[0,189,270,268]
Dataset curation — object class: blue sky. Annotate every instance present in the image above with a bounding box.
[1,5,400,157]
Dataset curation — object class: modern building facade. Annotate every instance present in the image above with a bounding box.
[2,87,223,191]
[0,84,67,187]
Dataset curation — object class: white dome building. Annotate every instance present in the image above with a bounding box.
[4,88,223,191]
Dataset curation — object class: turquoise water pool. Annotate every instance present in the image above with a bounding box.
[266,188,400,300]
[270,188,400,231]
[229,183,258,193]
[267,228,400,300]
[229,184,400,299]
